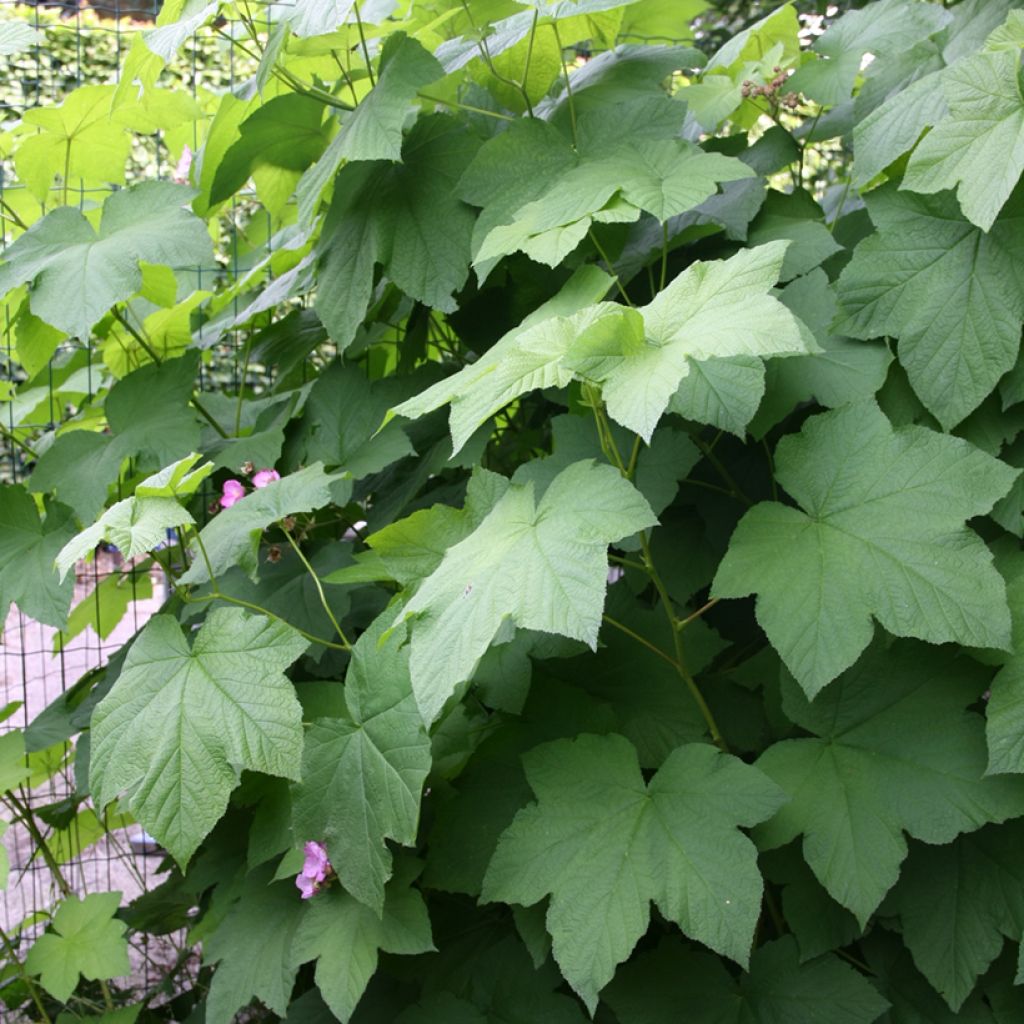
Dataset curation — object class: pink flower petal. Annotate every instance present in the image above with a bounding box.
[219,479,246,509]
[252,468,281,489]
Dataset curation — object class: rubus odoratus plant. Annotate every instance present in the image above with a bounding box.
[4,0,1024,1021]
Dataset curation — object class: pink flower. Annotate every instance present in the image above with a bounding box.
[252,468,281,489]
[172,145,192,185]
[219,479,246,509]
[297,840,332,900]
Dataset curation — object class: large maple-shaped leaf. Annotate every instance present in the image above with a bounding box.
[605,936,888,1024]
[888,823,1024,1012]
[903,50,1024,231]
[394,460,656,723]
[90,609,308,866]
[25,893,130,1002]
[481,733,785,1013]
[395,243,813,449]
[315,116,480,350]
[0,182,213,339]
[291,615,432,914]
[713,401,1016,696]
[0,485,76,628]
[835,184,1024,428]
[754,641,1024,926]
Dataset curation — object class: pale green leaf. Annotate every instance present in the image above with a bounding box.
[482,734,785,1012]
[714,402,1016,696]
[754,642,1024,925]
[25,893,129,1002]
[395,460,656,722]
[55,495,193,581]
[0,182,214,339]
[0,20,41,55]
[90,609,308,866]
[903,50,1024,231]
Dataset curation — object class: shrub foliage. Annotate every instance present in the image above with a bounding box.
[3,0,1024,1021]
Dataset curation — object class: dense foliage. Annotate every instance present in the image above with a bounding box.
[3,0,1024,1020]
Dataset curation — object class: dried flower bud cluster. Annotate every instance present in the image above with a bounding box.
[740,66,800,109]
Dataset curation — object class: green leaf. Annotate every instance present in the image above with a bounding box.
[888,823,1024,1011]
[392,265,615,452]
[903,50,1024,231]
[0,729,31,792]
[0,182,214,339]
[55,494,193,580]
[14,85,132,200]
[473,140,754,266]
[296,33,443,222]
[89,609,308,866]
[180,463,338,584]
[25,893,130,1002]
[596,241,815,441]
[754,641,1024,925]
[985,546,1024,773]
[713,402,1016,696]
[745,190,843,282]
[605,935,888,1024]
[292,614,432,914]
[0,485,76,627]
[396,243,812,448]
[481,733,785,1012]
[852,68,948,188]
[751,269,892,437]
[395,460,656,723]
[203,869,307,1024]
[835,184,1024,429]
[210,93,330,207]
[788,0,950,107]
[289,864,434,1022]
[0,19,41,55]
[315,116,480,350]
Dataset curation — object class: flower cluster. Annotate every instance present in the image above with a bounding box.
[296,840,333,899]
[218,467,281,509]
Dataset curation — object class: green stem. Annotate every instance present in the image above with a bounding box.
[602,614,680,671]
[417,92,514,121]
[99,978,115,1012]
[0,922,51,1023]
[588,230,633,307]
[5,791,72,896]
[0,196,28,230]
[552,22,578,147]
[353,2,376,87]
[675,597,719,631]
[282,527,351,648]
[659,220,669,291]
[691,434,752,505]
[639,533,727,750]
[520,11,539,117]
[0,423,38,459]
